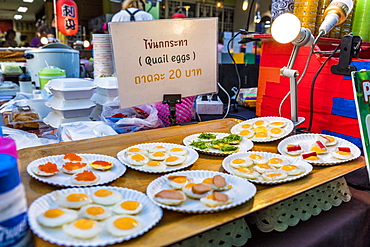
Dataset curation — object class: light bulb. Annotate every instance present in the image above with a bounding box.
[40,37,48,45]
[242,0,248,11]
[319,0,354,35]
[83,40,90,48]
[271,13,301,44]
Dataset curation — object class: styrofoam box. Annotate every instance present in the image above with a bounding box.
[44,112,91,128]
[49,88,96,100]
[51,106,95,118]
[96,87,118,97]
[48,78,96,91]
[91,93,116,105]
[46,96,96,110]
[94,77,118,88]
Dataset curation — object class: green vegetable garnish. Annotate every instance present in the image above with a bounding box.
[198,133,217,140]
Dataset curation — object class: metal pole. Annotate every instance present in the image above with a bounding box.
[53,0,59,40]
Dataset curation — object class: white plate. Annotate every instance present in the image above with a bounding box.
[277,133,361,166]
[230,116,294,142]
[27,153,126,187]
[146,170,257,213]
[182,132,254,156]
[117,143,199,173]
[28,186,163,247]
[222,151,313,184]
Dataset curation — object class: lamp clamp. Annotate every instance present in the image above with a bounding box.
[163,94,182,126]
[331,35,362,76]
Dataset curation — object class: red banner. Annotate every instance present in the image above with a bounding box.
[56,0,78,36]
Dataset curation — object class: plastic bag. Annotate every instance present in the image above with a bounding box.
[101,101,164,134]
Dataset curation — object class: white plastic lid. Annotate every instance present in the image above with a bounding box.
[93,77,118,89]
[48,78,96,91]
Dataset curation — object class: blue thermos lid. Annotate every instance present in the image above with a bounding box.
[0,154,20,194]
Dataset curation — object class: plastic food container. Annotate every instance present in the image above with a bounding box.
[94,77,118,97]
[91,93,116,105]
[38,66,66,89]
[46,97,96,110]
[43,112,91,128]
[8,106,40,130]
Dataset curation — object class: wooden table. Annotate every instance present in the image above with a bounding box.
[18,118,366,247]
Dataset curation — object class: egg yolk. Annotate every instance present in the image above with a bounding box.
[154,146,165,150]
[39,162,59,173]
[120,201,140,210]
[86,206,105,215]
[266,172,283,178]
[44,208,65,218]
[254,120,265,126]
[239,130,251,136]
[238,167,253,173]
[74,170,97,181]
[270,128,282,134]
[74,219,95,230]
[232,158,246,164]
[90,160,113,167]
[255,132,269,137]
[165,156,179,162]
[128,147,142,153]
[254,126,267,132]
[171,176,188,183]
[310,145,326,153]
[114,217,138,230]
[64,153,83,161]
[281,165,298,171]
[67,193,89,202]
[241,124,252,129]
[269,158,283,164]
[170,148,183,152]
[257,163,272,169]
[184,183,195,189]
[132,154,146,161]
[326,136,335,142]
[63,162,86,171]
[94,189,113,197]
[305,156,320,161]
[203,178,213,184]
[337,151,350,155]
[270,122,285,126]
[152,152,166,157]
[147,161,161,166]
[250,154,263,160]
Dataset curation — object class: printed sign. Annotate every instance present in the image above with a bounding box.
[109,18,218,109]
[352,70,370,181]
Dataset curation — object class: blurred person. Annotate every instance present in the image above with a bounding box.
[111,0,154,22]
[1,29,18,47]
[30,25,52,47]
[19,35,30,47]
[218,33,224,53]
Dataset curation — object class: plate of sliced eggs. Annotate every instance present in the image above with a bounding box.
[277,133,361,166]
[28,186,163,247]
[222,151,313,184]
[230,116,294,142]
[27,153,126,187]
[117,143,199,173]
[146,170,257,213]
[182,132,253,156]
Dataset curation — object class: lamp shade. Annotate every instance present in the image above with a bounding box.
[271,13,301,44]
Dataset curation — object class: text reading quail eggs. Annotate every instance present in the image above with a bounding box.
[112,200,143,215]
[92,189,124,206]
[105,216,141,237]
[62,219,102,239]
[36,208,78,228]
[79,204,112,221]
[56,192,92,209]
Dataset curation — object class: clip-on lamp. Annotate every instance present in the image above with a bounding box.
[163,94,182,126]
[271,13,314,126]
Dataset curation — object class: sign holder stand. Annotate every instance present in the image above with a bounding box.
[163,94,182,126]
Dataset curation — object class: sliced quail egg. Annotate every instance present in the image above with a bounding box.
[168,175,192,189]
[261,171,288,181]
[331,147,353,160]
[112,200,143,215]
[56,192,92,209]
[92,189,124,206]
[37,208,78,228]
[182,183,213,199]
[32,162,60,177]
[167,147,188,156]
[200,192,232,207]
[268,127,286,138]
[71,170,100,185]
[285,144,304,156]
[148,151,169,161]
[269,121,287,128]
[254,163,275,173]
[126,153,149,166]
[253,131,271,141]
[248,153,269,164]
[232,167,260,179]
[279,164,306,176]
[147,145,167,153]
[62,219,102,239]
[253,119,269,128]
[142,160,166,171]
[164,155,187,166]
[154,189,186,206]
[267,157,289,168]
[105,216,141,237]
[79,204,111,221]
[238,129,255,139]
[229,157,254,169]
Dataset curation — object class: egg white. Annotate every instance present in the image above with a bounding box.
[202,177,232,191]
[279,164,306,176]
[70,170,100,185]
[268,127,285,138]
[229,157,254,169]
[148,151,169,161]
[267,157,289,168]
[112,200,143,215]
[92,189,124,206]
[37,208,78,228]
[232,167,260,179]
[331,150,353,160]
[167,147,188,156]
[147,145,167,153]
[317,135,337,146]
[105,215,141,237]
[126,147,148,156]
[32,162,60,177]
[164,155,187,166]
[182,183,213,199]
[168,176,192,190]
[248,154,269,164]
[56,192,92,209]
[142,160,166,171]
[254,163,275,174]
[237,123,253,132]
[126,153,149,166]
[62,219,102,239]
[261,171,288,181]
[200,192,232,207]
[61,162,87,174]
[154,189,186,206]
[238,129,255,139]
[253,119,269,128]
[253,131,271,141]
[79,204,111,221]
[269,121,287,128]
[285,144,304,156]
